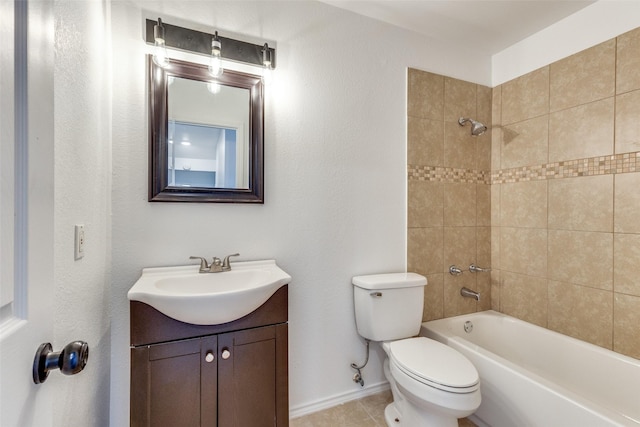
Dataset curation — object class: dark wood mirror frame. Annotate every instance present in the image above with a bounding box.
[148,55,264,203]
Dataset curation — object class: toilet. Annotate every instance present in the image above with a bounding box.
[353,273,481,427]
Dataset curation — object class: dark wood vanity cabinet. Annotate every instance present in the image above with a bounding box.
[130,286,288,427]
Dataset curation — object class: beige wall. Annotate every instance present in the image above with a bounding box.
[407,69,492,321]
[409,27,640,361]
[491,27,640,359]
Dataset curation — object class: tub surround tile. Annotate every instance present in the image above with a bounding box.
[408,180,444,228]
[614,293,640,359]
[501,66,549,125]
[476,184,491,227]
[548,230,613,290]
[548,98,614,162]
[408,69,443,120]
[407,227,444,276]
[490,152,640,184]
[476,273,492,311]
[500,227,547,277]
[501,116,549,169]
[491,226,501,270]
[408,117,444,167]
[444,274,477,317]
[549,40,616,112]
[615,89,640,154]
[423,273,444,321]
[444,227,477,272]
[476,129,492,173]
[548,175,613,232]
[491,85,502,127]
[476,226,491,267]
[616,27,640,94]
[613,233,640,297]
[444,182,476,227]
[477,85,492,129]
[614,172,640,233]
[490,185,501,226]
[491,127,502,171]
[444,77,477,122]
[500,271,548,327]
[490,270,501,311]
[444,121,476,171]
[500,180,548,229]
[548,281,613,349]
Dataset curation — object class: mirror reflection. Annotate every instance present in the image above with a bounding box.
[167,78,250,189]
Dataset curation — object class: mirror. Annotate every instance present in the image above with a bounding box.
[148,55,264,203]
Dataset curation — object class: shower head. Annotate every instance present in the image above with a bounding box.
[458,117,487,136]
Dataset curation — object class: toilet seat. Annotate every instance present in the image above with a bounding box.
[388,337,479,394]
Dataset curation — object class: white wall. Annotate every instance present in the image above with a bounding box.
[108,1,490,424]
[52,0,112,425]
[492,0,640,86]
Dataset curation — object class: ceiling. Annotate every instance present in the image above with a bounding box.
[322,0,596,54]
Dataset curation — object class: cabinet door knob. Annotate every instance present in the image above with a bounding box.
[221,348,231,360]
[205,352,215,363]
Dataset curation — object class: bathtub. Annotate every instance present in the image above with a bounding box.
[421,310,640,427]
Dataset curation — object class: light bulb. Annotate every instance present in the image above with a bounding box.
[207,82,221,94]
[262,43,273,84]
[208,31,223,77]
[152,18,170,68]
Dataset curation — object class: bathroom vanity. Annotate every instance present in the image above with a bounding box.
[129,286,289,427]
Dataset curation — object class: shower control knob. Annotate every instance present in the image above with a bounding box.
[221,349,231,360]
[205,352,215,363]
[32,340,89,384]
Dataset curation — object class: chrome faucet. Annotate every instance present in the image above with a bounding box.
[469,264,491,273]
[190,253,240,273]
[449,265,463,276]
[460,287,480,301]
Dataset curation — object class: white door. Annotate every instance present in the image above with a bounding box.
[0,1,55,425]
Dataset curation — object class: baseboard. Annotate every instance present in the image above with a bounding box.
[289,381,390,419]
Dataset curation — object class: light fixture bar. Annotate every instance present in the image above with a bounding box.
[145,19,276,69]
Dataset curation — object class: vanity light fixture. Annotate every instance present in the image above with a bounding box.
[152,18,170,68]
[145,18,276,71]
[262,42,273,83]
[208,31,223,77]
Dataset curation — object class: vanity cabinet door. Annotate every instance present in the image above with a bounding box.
[218,324,287,427]
[130,335,218,427]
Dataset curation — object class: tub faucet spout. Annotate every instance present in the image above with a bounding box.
[461,287,480,301]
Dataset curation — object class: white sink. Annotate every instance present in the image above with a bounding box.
[127,259,291,325]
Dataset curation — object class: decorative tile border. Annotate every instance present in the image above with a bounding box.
[408,165,489,184]
[408,152,640,185]
[491,152,640,184]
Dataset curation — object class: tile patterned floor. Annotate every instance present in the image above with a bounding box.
[290,390,478,427]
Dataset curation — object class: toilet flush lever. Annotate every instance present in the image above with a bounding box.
[370,292,382,297]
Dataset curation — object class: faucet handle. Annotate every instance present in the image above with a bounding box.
[469,264,491,273]
[189,256,209,272]
[222,253,240,270]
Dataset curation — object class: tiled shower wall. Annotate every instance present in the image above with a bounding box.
[408,27,640,360]
[407,69,493,321]
[491,27,640,359]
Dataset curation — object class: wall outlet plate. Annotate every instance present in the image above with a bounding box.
[74,224,85,260]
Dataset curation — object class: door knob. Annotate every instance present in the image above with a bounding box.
[205,351,215,363]
[221,348,231,360]
[32,341,89,384]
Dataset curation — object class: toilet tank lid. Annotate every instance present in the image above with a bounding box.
[352,272,427,290]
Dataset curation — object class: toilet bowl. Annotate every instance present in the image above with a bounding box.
[352,273,481,427]
[383,337,480,426]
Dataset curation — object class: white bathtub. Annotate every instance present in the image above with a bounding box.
[421,310,640,427]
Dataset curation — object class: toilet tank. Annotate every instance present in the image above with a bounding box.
[352,273,426,341]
